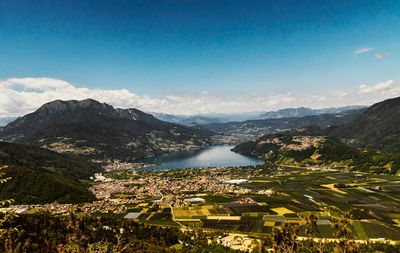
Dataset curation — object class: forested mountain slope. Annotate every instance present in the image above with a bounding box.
[0,141,100,203]
[0,99,213,161]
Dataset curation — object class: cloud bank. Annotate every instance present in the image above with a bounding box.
[0,77,399,118]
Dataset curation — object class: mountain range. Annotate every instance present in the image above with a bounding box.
[256,105,365,120]
[232,96,400,173]
[151,106,366,126]
[0,99,212,161]
[152,112,264,126]
[1,96,400,205]
[200,109,365,141]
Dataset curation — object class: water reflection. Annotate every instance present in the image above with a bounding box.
[142,145,263,170]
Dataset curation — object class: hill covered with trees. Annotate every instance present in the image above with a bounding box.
[233,133,400,174]
[0,141,100,204]
[329,96,400,152]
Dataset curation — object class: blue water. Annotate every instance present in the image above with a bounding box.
[142,145,263,170]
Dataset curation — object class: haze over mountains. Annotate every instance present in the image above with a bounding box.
[199,109,365,141]
[0,105,366,127]
[152,112,258,126]
[0,117,18,127]
[151,105,366,126]
[256,106,365,120]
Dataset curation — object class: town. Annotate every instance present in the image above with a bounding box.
[5,164,400,252]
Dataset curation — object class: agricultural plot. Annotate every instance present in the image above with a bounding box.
[202,195,236,204]
[271,207,295,215]
[202,219,271,233]
[223,203,270,216]
[359,221,400,240]
[146,211,177,226]
[133,167,400,241]
[173,205,230,220]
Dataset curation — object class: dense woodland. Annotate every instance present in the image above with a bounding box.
[0,142,99,204]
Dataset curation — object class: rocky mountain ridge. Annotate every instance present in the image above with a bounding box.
[0,99,212,161]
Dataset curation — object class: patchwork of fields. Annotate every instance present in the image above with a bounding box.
[128,168,400,241]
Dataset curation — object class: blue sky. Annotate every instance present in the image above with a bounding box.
[0,1,400,115]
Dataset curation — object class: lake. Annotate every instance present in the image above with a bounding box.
[142,145,263,170]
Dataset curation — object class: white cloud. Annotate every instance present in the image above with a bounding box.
[355,47,374,54]
[0,77,162,117]
[358,80,399,94]
[0,77,400,118]
[374,51,390,60]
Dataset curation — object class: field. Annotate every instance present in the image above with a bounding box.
[117,166,400,241]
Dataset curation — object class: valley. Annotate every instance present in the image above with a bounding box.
[3,2,400,251]
[5,165,400,251]
[1,97,400,252]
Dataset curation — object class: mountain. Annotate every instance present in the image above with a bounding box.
[0,116,18,127]
[201,109,364,141]
[0,141,100,204]
[152,106,366,126]
[232,97,400,174]
[257,106,365,119]
[152,113,224,125]
[152,112,264,126]
[329,97,400,152]
[0,99,212,161]
[232,133,400,174]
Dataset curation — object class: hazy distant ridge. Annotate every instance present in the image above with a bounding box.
[152,105,366,126]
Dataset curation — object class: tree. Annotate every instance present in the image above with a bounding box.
[0,166,14,235]
[304,214,326,253]
[332,214,359,253]
[272,223,299,253]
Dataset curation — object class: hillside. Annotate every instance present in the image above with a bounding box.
[329,97,400,152]
[202,109,364,141]
[233,133,400,174]
[0,99,212,161]
[0,141,100,204]
[257,105,365,119]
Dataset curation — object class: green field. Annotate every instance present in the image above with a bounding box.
[117,167,400,240]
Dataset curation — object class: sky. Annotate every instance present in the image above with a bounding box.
[1,0,400,117]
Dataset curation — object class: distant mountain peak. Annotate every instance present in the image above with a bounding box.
[257,105,365,120]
